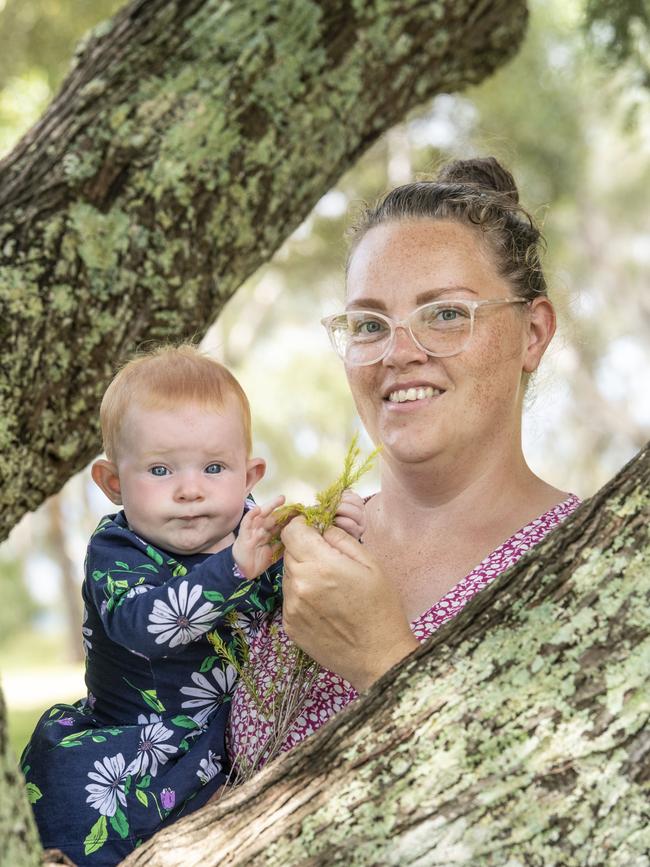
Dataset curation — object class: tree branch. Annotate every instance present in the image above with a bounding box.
[123,441,650,866]
[0,0,527,540]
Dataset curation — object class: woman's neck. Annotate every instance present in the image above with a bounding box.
[364,446,567,621]
[373,443,563,538]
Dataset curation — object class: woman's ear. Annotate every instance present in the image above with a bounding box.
[91,459,123,505]
[523,297,556,374]
[245,457,266,495]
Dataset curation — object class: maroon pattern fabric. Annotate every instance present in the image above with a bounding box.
[228,495,581,769]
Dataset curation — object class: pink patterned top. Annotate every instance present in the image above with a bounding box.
[227,494,581,769]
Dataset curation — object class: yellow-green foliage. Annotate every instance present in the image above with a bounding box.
[210,436,379,782]
[271,434,380,541]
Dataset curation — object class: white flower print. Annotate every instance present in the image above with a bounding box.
[231,611,266,638]
[180,664,238,725]
[82,605,93,653]
[147,581,218,647]
[85,753,127,817]
[196,750,222,784]
[125,722,177,777]
[137,712,162,725]
[126,584,150,600]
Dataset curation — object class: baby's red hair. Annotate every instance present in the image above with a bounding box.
[100,344,252,460]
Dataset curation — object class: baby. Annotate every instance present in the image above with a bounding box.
[21,344,364,866]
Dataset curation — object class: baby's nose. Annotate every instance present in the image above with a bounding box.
[175,475,204,500]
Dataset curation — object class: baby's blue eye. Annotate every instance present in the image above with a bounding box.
[149,466,169,477]
[205,463,223,474]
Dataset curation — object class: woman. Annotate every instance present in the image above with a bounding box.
[228,156,580,767]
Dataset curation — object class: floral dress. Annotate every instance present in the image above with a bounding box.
[21,507,281,866]
[228,495,581,770]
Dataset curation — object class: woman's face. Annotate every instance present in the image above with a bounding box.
[344,218,553,468]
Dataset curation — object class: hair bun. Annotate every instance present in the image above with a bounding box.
[436,156,519,204]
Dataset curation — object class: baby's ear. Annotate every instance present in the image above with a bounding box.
[91,459,123,505]
[245,457,266,494]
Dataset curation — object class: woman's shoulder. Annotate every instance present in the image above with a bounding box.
[522,492,582,535]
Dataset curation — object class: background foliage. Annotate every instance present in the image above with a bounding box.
[1,0,648,757]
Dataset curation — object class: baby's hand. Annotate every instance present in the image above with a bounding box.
[332,489,366,541]
[232,495,285,579]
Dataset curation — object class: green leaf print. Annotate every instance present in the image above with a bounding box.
[171,561,188,577]
[91,735,107,743]
[110,807,129,839]
[138,563,159,573]
[114,561,130,569]
[124,679,166,713]
[171,714,200,729]
[91,570,106,582]
[248,588,262,610]
[203,590,224,603]
[124,775,132,795]
[25,783,42,804]
[58,729,92,747]
[135,788,149,808]
[141,690,165,713]
[228,582,255,601]
[199,656,218,673]
[146,546,164,566]
[84,815,108,856]
[137,775,151,789]
[93,516,112,535]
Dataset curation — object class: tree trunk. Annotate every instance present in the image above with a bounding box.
[122,441,650,867]
[0,0,527,542]
[0,689,41,866]
[45,496,84,663]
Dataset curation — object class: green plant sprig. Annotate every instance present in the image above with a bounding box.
[211,435,380,785]
[270,433,381,542]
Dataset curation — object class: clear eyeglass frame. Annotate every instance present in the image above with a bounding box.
[320,297,530,366]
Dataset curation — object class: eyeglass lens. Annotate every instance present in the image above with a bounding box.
[331,301,473,364]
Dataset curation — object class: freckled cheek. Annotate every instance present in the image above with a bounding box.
[454,325,522,414]
[345,368,378,422]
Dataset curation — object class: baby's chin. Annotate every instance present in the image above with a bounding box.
[163,530,236,557]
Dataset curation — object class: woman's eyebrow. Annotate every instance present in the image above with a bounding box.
[415,286,478,304]
[346,297,388,310]
[346,286,479,310]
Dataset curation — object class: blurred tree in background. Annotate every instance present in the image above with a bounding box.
[0,0,648,763]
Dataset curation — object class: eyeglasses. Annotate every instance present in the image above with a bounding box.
[321,298,529,367]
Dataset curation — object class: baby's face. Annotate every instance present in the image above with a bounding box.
[114,401,255,556]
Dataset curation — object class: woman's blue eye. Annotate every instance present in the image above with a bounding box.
[352,318,388,338]
[150,466,169,477]
[205,464,223,474]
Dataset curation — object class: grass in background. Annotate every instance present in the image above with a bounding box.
[1,629,85,760]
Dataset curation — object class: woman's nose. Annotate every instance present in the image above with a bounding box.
[381,324,428,367]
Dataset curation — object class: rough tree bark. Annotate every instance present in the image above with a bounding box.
[123,442,650,867]
[0,689,42,867]
[0,1,530,862]
[0,0,527,541]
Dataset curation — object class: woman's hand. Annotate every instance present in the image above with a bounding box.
[280,517,419,691]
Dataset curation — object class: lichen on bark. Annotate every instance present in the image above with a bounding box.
[122,443,650,866]
[0,0,528,541]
